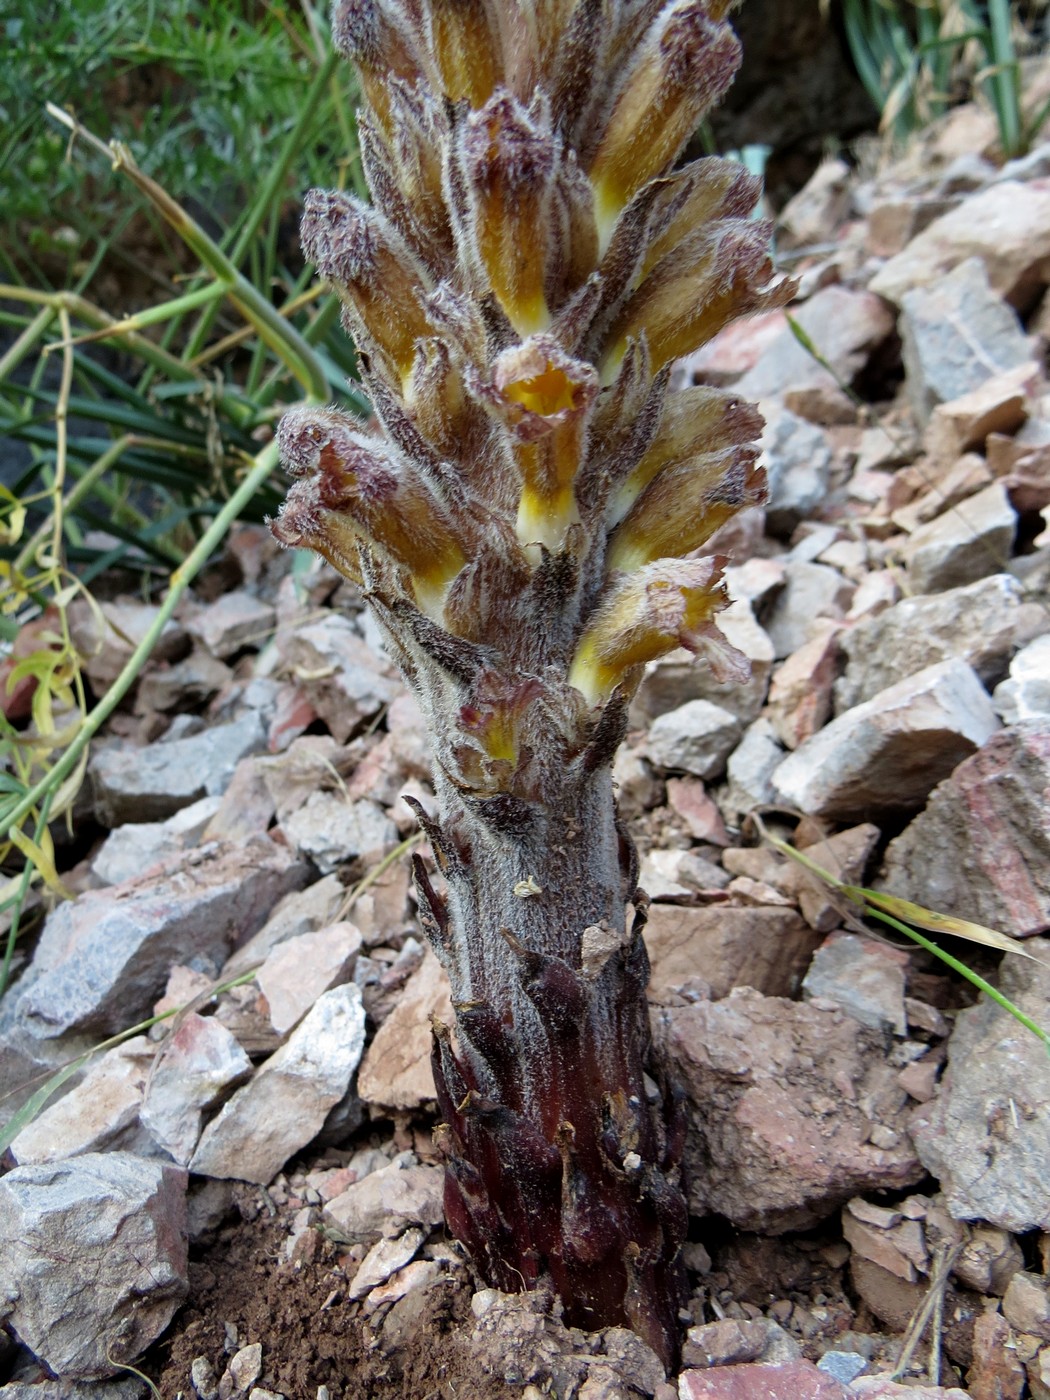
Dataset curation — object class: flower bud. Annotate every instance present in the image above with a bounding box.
[569,557,746,705]
[606,445,765,574]
[332,0,427,132]
[274,407,467,613]
[641,157,761,279]
[359,85,451,271]
[601,220,783,380]
[610,386,764,521]
[424,0,504,105]
[461,93,557,337]
[300,190,434,384]
[588,2,742,250]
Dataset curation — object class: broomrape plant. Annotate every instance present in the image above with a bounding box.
[272,0,791,1366]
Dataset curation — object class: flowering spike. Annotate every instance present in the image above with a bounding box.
[277,0,787,1368]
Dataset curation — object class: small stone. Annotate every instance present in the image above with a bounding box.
[723,718,784,819]
[968,1309,1025,1400]
[68,596,188,691]
[282,793,397,875]
[894,257,1033,424]
[666,778,729,845]
[357,950,453,1111]
[0,1153,188,1379]
[1028,1344,1050,1400]
[137,647,233,714]
[803,934,908,1037]
[187,591,275,659]
[677,1359,850,1399]
[994,635,1050,723]
[323,1158,445,1244]
[140,1013,252,1165]
[647,700,742,781]
[645,905,820,1004]
[912,936,1050,1233]
[228,1342,263,1392]
[223,873,346,978]
[90,711,268,827]
[277,614,399,743]
[189,985,366,1185]
[767,625,842,751]
[348,1228,426,1301]
[11,836,307,1040]
[9,1036,155,1165]
[762,562,854,660]
[817,1352,868,1384]
[869,182,1050,310]
[1003,1273,1050,1340]
[773,659,1000,821]
[897,1057,941,1104]
[92,794,222,886]
[256,922,362,1035]
[878,722,1050,938]
[835,574,1036,712]
[954,1226,1024,1295]
[777,157,851,249]
[903,482,1016,594]
[923,362,1035,466]
[760,403,833,537]
[192,1355,220,1400]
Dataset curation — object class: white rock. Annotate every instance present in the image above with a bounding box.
[760,402,833,537]
[9,1037,155,1166]
[903,482,1016,594]
[257,921,363,1035]
[282,793,397,875]
[189,984,366,1184]
[323,1158,445,1244]
[92,795,222,886]
[994,634,1050,722]
[722,718,785,819]
[762,562,854,659]
[772,658,1000,820]
[140,1013,252,1165]
[348,1227,426,1301]
[647,700,742,780]
[186,590,276,660]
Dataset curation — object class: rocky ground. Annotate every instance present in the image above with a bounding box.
[3,90,1050,1400]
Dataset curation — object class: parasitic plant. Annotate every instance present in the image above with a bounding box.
[273,0,791,1368]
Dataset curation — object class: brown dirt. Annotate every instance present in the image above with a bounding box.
[148,1189,514,1400]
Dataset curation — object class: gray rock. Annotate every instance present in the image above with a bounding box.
[0,1153,188,1379]
[761,562,854,659]
[323,1157,445,1244]
[90,712,267,827]
[835,574,1037,712]
[189,984,366,1184]
[772,658,1000,820]
[136,647,232,713]
[646,700,742,780]
[256,921,362,1035]
[994,634,1050,722]
[9,1037,155,1166]
[869,181,1050,310]
[186,590,276,659]
[722,718,785,819]
[911,936,1050,1232]
[0,1373,147,1398]
[348,1227,426,1301]
[140,1013,252,1165]
[629,599,773,727]
[277,614,399,743]
[11,835,308,1040]
[68,597,188,691]
[282,793,397,875]
[903,482,1016,594]
[818,1352,869,1384]
[802,934,908,1037]
[895,258,1032,424]
[878,722,1050,938]
[222,872,347,977]
[653,988,922,1233]
[760,403,833,537]
[91,795,221,886]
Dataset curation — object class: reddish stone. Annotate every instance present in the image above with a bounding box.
[677,1360,849,1399]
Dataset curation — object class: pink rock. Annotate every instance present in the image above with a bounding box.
[968,1309,1025,1400]
[681,308,789,386]
[644,905,820,1004]
[654,988,922,1232]
[850,1378,970,1399]
[677,1360,849,1399]
[257,921,362,1035]
[667,777,729,845]
[358,949,453,1110]
[767,624,843,751]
